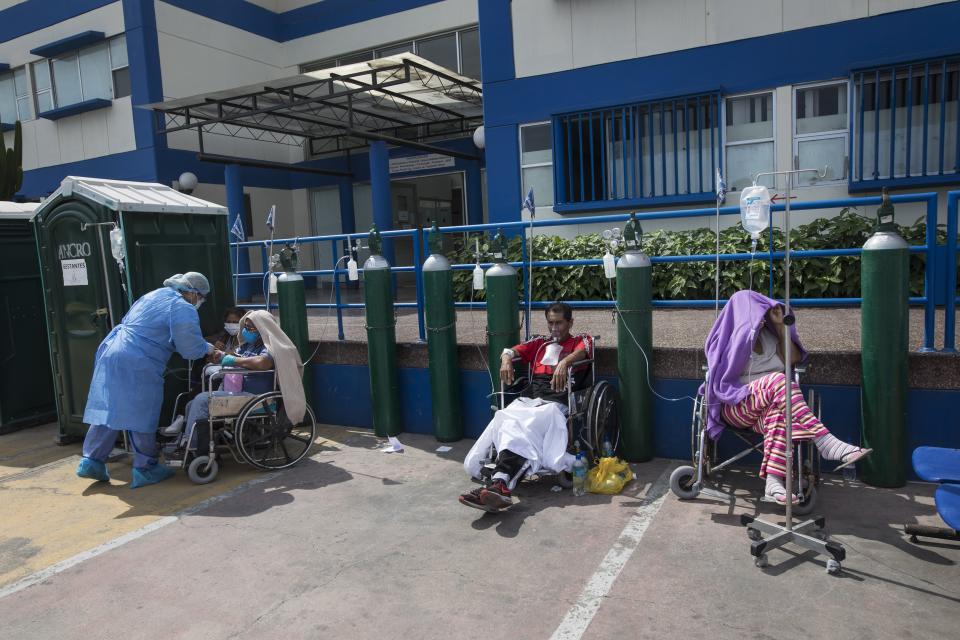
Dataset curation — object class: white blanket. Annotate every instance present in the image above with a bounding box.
[463,397,574,479]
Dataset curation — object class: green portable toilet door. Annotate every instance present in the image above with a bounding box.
[42,205,115,436]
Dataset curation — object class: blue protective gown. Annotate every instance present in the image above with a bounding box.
[83,287,211,434]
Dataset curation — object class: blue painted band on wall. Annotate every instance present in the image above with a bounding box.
[310,362,960,481]
[18,148,158,198]
[122,0,165,153]
[477,0,514,83]
[29,30,105,57]
[141,0,448,43]
[0,0,114,44]
[482,2,960,128]
[37,98,111,121]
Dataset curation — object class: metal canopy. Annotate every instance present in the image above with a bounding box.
[148,53,483,160]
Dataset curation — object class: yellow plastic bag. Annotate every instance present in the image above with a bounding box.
[586,456,634,495]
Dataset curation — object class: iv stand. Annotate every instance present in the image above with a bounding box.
[738,166,847,574]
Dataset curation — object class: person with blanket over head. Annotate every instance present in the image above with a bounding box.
[704,290,872,505]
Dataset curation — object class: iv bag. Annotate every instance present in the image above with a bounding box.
[739,185,771,239]
[472,264,484,290]
[603,251,616,279]
[109,227,126,262]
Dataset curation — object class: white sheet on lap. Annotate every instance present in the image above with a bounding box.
[463,397,574,479]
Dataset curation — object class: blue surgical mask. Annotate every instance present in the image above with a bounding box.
[241,328,258,344]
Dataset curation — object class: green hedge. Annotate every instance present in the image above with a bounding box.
[447,209,944,303]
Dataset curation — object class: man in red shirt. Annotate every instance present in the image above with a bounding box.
[460,302,591,512]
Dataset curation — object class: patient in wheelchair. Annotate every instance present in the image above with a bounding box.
[459,303,590,512]
[706,290,871,504]
[169,313,274,453]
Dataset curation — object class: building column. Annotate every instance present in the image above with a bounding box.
[368,140,395,266]
[225,163,251,301]
[466,159,483,226]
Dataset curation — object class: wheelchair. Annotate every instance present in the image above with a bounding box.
[160,365,317,484]
[669,366,822,515]
[477,335,620,490]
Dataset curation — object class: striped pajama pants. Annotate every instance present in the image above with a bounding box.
[720,371,828,480]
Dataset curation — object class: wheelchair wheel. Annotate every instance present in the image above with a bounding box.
[584,380,620,457]
[236,392,318,471]
[187,455,219,484]
[670,465,700,500]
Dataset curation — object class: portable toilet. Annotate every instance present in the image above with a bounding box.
[33,177,234,443]
[0,201,56,433]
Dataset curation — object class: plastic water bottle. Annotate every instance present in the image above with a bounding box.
[739,184,771,239]
[572,452,587,496]
[602,437,614,458]
[842,464,857,482]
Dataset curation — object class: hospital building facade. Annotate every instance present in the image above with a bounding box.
[1,0,959,274]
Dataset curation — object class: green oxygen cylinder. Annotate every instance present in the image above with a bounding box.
[363,225,402,437]
[423,222,462,442]
[485,229,520,400]
[276,244,312,394]
[860,189,909,488]
[616,214,654,462]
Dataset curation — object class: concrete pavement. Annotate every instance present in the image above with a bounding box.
[1,425,958,640]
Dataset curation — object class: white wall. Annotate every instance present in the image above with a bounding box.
[0,2,134,170]
[512,0,954,79]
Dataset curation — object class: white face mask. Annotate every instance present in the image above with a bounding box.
[224,322,241,336]
[193,299,204,310]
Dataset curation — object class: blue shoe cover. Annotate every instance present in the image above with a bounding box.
[76,457,110,482]
[130,463,175,489]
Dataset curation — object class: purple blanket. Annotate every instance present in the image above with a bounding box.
[701,291,807,440]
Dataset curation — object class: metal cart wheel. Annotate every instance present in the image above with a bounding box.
[236,392,317,471]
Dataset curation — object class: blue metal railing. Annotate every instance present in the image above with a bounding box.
[945,190,959,352]
[233,193,950,350]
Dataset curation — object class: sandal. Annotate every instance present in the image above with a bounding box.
[834,447,873,472]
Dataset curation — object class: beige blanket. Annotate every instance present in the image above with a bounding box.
[241,310,307,422]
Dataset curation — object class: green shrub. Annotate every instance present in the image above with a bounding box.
[446,209,945,303]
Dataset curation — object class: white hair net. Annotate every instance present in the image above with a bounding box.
[163,272,211,296]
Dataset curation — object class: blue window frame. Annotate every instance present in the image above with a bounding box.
[552,92,721,212]
[850,56,959,189]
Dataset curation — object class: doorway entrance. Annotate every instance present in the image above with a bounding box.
[391,171,464,287]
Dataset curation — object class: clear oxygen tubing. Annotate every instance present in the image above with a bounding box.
[300,254,350,366]
[526,211,534,339]
[715,194,721,319]
[606,280,720,407]
[469,240,496,398]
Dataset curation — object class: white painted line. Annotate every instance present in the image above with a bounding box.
[0,473,277,601]
[550,464,674,640]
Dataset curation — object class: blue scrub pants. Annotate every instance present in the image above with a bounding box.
[82,425,158,469]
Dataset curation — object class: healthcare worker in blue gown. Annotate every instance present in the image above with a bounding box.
[76,272,216,489]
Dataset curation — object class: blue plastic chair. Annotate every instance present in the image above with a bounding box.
[912,446,960,483]
[906,447,960,542]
